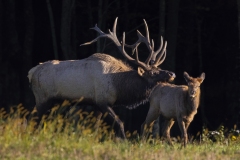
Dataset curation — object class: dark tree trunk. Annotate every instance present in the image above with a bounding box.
[61,0,76,60]
[3,0,21,107]
[0,0,2,62]
[180,2,195,74]
[84,0,95,57]
[20,0,35,109]
[46,0,58,60]
[0,0,3,107]
[236,0,240,127]
[0,0,2,60]
[87,0,93,27]
[123,0,129,30]
[197,19,209,126]
[165,0,180,72]
[4,0,20,55]
[97,0,108,53]
[97,0,103,53]
[159,0,165,38]
[71,1,77,59]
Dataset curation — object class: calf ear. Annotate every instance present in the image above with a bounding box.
[138,67,145,76]
[183,72,191,83]
[198,72,205,83]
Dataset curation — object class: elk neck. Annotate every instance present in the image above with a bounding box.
[113,70,155,109]
[186,88,201,113]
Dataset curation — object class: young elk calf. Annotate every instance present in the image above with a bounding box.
[141,72,205,147]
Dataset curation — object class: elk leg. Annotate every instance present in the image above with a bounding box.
[34,98,65,129]
[94,110,103,121]
[35,102,51,127]
[93,110,103,130]
[162,119,175,145]
[101,106,126,139]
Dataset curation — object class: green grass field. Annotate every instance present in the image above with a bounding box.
[1,104,240,160]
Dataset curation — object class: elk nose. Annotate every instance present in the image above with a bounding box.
[191,91,196,95]
[169,72,176,78]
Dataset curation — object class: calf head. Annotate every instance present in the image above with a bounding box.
[184,72,205,98]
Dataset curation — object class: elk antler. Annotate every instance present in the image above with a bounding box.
[124,19,167,67]
[80,17,168,69]
[124,19,153,67]
[80,17,151,70]
[151,37,167,67]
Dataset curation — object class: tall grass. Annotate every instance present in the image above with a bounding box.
[0,103,240,160]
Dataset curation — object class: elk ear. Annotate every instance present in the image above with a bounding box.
[183,72,191,83]
[138,67,145,76]
[198,72,205,83]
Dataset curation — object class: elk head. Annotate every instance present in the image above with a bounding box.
[81,17,176,83]
[184,72,205,98]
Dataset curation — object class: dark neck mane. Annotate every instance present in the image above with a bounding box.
[113,71,156,109]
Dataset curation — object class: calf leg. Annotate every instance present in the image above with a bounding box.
[184,121,191,144]
[141,106,160,138]
[177,118,188,147]
[162,119,175,145]
[184,121,191,131]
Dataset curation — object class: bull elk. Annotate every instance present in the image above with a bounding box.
[141,72,205,147]
[28,17,176,138]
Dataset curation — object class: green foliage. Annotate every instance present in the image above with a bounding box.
[201,125,225,144]
[200,125,240,146]
[1,105,240,159]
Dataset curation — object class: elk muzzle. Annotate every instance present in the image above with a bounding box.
[168,72,176,82]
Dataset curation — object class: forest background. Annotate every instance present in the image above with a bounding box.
[0,0,240,136]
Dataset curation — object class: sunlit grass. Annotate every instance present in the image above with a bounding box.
[0,103,240,160]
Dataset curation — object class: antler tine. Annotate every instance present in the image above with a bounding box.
[153,36,163,57]
[121,32,135,61]
[124,30,151,54]
[122,32,150,70]
[143,19,151,46]
[124,19,154,68]
[80,17,151,70]
[135,45,139,62]
[153,41,167,67]
[145,39,155,66]
[125,19,151,51]
[157,50,166,66]
[80,24,106,46]
[112,17,118,37]
[80,17,121,47]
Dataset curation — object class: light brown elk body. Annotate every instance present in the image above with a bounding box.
[141,72,205,147]
[28,18,176,139]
